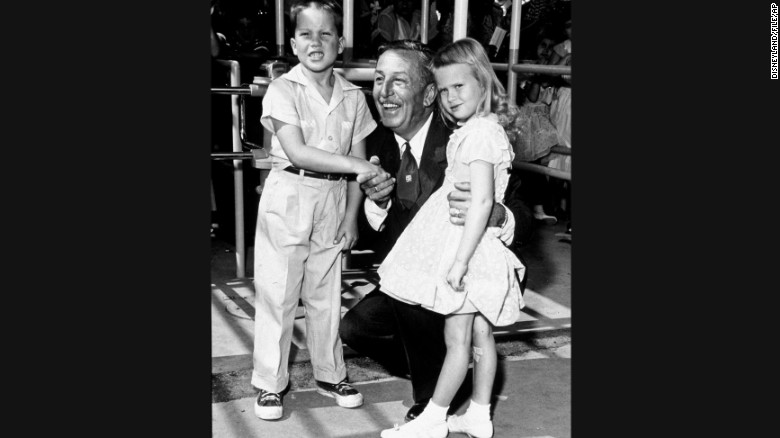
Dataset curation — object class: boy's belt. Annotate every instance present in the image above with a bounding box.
[283,166,345,181]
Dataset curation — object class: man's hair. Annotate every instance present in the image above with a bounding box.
[378,40,435,87]
[289,0,343,36]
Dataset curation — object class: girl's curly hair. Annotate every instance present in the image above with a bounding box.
[431,38,521,144]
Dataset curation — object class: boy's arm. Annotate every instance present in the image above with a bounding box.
[271,118,378,175]
[335,139,368,249]
[447,161,494,291]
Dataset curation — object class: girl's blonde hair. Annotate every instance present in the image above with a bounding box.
[431,38,520,144]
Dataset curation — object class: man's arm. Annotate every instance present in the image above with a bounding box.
[447,178,533,251]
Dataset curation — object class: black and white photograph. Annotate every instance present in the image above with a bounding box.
[210,1,572,436]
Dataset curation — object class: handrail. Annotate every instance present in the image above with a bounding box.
[513,161,570,181]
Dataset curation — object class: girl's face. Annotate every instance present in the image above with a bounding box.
[537,38,554,62]
[435,63,484,123]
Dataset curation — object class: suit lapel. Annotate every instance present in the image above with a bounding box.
[418,116,450,198]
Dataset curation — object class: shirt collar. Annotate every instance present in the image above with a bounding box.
[283,64,362,111]
[394,112,434,161]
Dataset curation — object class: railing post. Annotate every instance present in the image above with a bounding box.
[453,0,468,40]
[215,60,246,279]
[507,0,522,104]
[275,0,285,57]
[420,0,430,44]
[343,0,354,62]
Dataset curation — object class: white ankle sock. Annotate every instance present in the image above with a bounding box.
[420,401,448,422]
[466,399,491,419]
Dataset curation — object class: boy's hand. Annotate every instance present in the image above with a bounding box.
[447,261,467,292]
[335,217,359,250]
[357,156,395,208]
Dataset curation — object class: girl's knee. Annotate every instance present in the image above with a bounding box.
[444,314,473,348]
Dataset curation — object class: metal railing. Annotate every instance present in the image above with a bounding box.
[213,0,571,276]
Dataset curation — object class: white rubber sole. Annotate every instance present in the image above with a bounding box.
[316,388,364,408]
[254,403,283,420]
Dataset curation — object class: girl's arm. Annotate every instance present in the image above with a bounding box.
[335,139,368,249]
[447,160,494,292]
[271,118,380,175]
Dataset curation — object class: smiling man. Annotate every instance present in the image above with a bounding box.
[340,40,534,424]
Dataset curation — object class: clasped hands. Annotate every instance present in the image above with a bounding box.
[355,156,476,225]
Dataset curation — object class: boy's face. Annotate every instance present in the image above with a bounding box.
[290,7,344,74]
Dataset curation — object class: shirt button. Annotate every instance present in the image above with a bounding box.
[328,136,333,141]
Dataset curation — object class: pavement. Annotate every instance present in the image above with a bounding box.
[211,219,571,438]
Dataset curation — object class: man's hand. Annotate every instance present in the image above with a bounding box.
[448,181,505,226]
[356,156,395,208]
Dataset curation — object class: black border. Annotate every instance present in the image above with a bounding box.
[8,2,212,435]
[574,1,778,435]
[12,0,779,435]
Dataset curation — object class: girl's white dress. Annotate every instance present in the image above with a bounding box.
[377,114,526,327]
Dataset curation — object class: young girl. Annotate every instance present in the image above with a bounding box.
[378,38,525,438]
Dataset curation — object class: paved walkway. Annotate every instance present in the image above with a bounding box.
[211,221,571,437]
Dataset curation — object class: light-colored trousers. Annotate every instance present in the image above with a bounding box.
[251,169,348,393]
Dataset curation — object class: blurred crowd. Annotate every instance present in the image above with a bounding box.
[210,0,572,64]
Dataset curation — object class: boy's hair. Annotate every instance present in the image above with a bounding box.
[378,39,436,88]
[289,0,343,36]
[432,38,520,144]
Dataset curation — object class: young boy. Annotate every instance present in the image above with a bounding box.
[252,0,380,421]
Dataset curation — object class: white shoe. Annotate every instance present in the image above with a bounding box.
[254,389,283,421]
[446,413,493,438]
[380,416,448,438]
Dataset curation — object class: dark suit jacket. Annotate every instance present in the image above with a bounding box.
[356,112,534,265]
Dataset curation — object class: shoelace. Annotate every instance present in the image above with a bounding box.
[260,392,281,403]
[335,382,354,393]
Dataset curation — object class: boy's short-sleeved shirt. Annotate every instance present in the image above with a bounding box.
[260,63,377,168]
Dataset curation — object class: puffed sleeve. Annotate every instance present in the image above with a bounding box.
[458,122,515,173]
[351,91,377,144]
[260,78,300,134]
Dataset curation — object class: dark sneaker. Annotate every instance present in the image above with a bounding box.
[316,379,364,408]
[254,389,283,420]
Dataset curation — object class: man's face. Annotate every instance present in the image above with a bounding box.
[290,7,344,74]
[373,50,435,140]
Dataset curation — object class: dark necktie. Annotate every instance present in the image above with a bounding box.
[396,142,420,210]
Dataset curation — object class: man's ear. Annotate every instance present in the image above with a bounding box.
[290,38,297,55]
[338,36,345,54]
[422,82,437,107]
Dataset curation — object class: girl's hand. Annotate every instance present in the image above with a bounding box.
[335,217,359,250]
[447,261,468,292]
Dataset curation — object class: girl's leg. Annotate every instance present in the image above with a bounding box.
[431,313,475,408]
[470,314,497,405]
[446,314,496,438]
[381,314,474,438]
